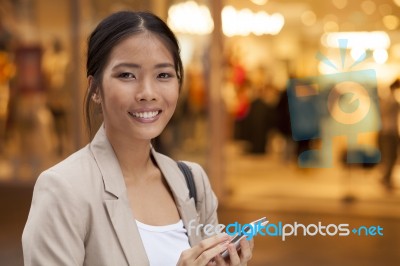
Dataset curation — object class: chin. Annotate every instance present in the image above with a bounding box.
[137,129,164,142]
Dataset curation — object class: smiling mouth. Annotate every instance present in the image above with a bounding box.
[128,110,161,119]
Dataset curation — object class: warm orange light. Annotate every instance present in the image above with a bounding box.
[250,0,268,5]
[373,49,388,64]
[361,0,376,15]
[301,10,317,26]
[332,0,347,9]
[167,1,214,35]
[321,31,390,50]
[383,15,399,30]
[222,6,284,36]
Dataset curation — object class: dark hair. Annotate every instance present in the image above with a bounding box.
[84,11,184,138]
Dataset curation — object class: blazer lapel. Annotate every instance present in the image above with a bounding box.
[90,126,149,266]
[151,149,203,246]
[105,197,148,266]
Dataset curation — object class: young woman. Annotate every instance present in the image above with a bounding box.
[22,11,253,266]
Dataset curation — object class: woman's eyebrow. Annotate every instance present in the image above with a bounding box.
[112,63,140,70]
[154,63,175,69]
[112,62,175,70]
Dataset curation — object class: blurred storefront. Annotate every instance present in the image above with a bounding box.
[0,0,156,182]
[1,1,400,265]
[1,0,400,198]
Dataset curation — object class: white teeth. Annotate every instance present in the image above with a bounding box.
[131,111,159,119]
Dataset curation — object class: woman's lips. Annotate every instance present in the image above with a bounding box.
[127,110,162,122]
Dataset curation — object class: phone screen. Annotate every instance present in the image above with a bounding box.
[220,217,267,259]
[230,224,252,243]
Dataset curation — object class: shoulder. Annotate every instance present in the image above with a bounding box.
[154,151,208,189]
[34,145,102,200]
[48,144,96,174]
[180,161,208,185]
[29,145,102,233]
[152,149,216,200]
[153,150,205,178]
[177,161,216,205]
[23,149,96,262]
[153,150,218,224]
[182,161,219,225]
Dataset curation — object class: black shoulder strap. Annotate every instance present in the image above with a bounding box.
[177,161,197,207]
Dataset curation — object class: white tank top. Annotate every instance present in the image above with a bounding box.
[135,219,191,266]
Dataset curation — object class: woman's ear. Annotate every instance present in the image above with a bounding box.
[88,76,101,104]
[92,92,101,104]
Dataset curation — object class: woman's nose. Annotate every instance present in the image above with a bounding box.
[135,79,157,101]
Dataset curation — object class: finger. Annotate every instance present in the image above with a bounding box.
[214,254,230,266]
[191,233,231,255]
[248,238,254,250]
[238,238,253,262]
[179,235,230,266]
[195,240,231,265]
[206,259,218,266]
[227,243,241,265]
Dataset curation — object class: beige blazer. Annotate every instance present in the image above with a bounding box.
[22,126,219,266]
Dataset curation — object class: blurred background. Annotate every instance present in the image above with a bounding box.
[0,0,400,265]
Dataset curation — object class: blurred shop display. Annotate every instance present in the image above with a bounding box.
[0,0,400,184]
[11,46,56,180]
[167,1,285,37]
[42,38,71,156]
[0,16,15,180]
[0,0,153,182]
[0,51,15,155]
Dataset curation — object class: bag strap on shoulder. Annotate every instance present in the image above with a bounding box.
[177,161,197,207]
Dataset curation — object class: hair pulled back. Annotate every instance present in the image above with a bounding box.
[84,11,183,137]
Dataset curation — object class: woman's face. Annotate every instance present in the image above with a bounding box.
[99,32,179,142]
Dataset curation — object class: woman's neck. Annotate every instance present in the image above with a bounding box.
[105,129,154,182]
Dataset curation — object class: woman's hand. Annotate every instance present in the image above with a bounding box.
[212,237,254,266]
[177,233,231,266]
[177,234,254,266]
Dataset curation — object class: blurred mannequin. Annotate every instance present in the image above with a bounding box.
[42,37,70,156]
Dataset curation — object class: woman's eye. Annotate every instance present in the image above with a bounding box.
[119,72,135,79]
[158,73,173,79]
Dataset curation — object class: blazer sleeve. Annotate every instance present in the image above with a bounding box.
[22,170,88,266]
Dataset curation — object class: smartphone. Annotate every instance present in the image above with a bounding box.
[220,217,267,259]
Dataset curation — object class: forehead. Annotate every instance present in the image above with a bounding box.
[108,32,174,63]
